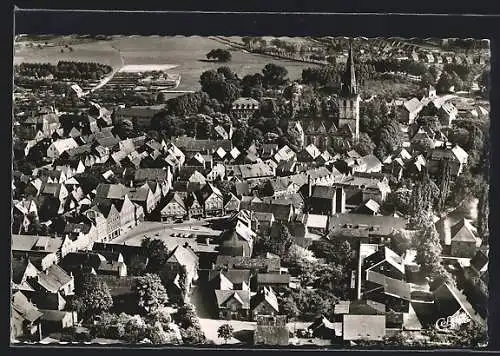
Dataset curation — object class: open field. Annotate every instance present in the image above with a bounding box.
[15,36,320,99]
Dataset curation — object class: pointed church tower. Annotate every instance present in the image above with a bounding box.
[338,39,361,140]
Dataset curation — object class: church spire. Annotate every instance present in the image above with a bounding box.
[341,38,357,97]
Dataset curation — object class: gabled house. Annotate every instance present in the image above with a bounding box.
[161,192,188,221]
[215,289,251,320]
[29,264,75,310]
[46,138,79,159]
[363,246,405,281]
[197,183,224,217]
[427,145,468,177]
[185,192,203,219]
[128,186,156,214]
[208,269,252,291]
[398,98,423,125]
[450,218,479,258]
[163,245,199,302]
[224,192,241,214]
[11,291,43,341]
[250,286,280,320]
[218,221,256,257]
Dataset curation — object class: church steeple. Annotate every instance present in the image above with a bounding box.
[341,39,357,97]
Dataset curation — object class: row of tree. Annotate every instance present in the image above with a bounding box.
[16,61,112,81]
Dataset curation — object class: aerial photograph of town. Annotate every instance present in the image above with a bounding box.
[11,34,490,348]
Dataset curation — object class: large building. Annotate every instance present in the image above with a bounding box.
[303,41,361,148]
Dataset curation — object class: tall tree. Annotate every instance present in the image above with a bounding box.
[135,273,169,314]
[141,237,170,273]
[438,159,452,212]
[69,273,113,320]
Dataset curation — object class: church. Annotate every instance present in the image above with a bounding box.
[303,42,361,151]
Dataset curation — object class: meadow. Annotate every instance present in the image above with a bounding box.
[14,36,320,94]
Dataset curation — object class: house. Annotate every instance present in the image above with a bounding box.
[134,168,171,194]
[33,264,74,298]
[11,291,43,341]
[40,183,69,206]
[252,212,275,236]
[161,192,188,221]
[224,193,241,214]
[301,213,329,235]
[427,145,468,177]
[231,97,260,119]
[128,186,157,214]
[256,273,291,289]
[46,138,79,159]
[85,202,121,242]
[197,183,224,217]
[450,218,478,258]
[439,102,458,126]
[39,309,78,335]
[363,271,411,313]
[219,221,256,257]
[297,143,321,162]
[342,314,386,342]
[12,234,67,268]
[355,199,381,215]
[228,162,275,181]
[208,269,252,291]
[250,287,280,320]
[163,245,199,301]
[254,315,289,346]
[433,282,486,328]
[215,289,251,320]
[363,246,406,281]
[308,185,345,215]
[273,145,297,164]
[398,98,423,125]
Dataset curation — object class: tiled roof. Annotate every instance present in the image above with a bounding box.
[12,291,43,322]
[215,290,251,309]
[256,273,290,285]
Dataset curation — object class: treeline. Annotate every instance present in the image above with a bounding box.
[15,61,113,80]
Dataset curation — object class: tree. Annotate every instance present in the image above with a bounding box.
[206,49,232,62]
[141,237,170,273]
[217,323,234,344]
[135,273,169,314]
[262,63,288,87]
[254,222,294,258]
[113,119,134,139]
[69,273,113,320]
[354,132,376,156]
[438,159,453,212]
[413,224,443,278]
[217,66,237,81]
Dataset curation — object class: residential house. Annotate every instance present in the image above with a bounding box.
[450,218,479,258]
[85,202,121,242]
[308,185,345,215]
[12,234,68,268]
[256,273,291,290]
[46,138,79,159]
[250,287,280,320]
[252,212,275,236]
[439,102,458,126]
[161,193,188,221]
[208,269,252,291]
[128,185,157,214]
[224,193,241,214]
[163,245,199,301]
[363,271,411,313]
[398,98,423,125]
[185,192,204,219]
[231,97,260,119]
[301,213,329,235]
[38,309,78,335]
[218,221,256,257]
[28,264,75,310]
[427,145,468,177]
[363,246,406,281]
[11,291,43,341]
[197,183,224,217]
[215,289,251,320]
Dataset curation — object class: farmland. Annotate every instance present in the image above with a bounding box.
[15,35,320,99]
